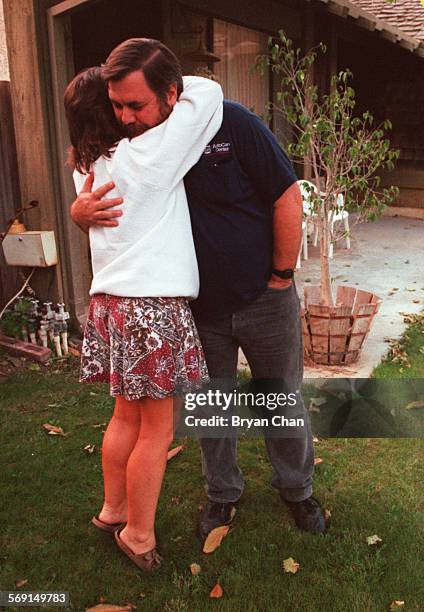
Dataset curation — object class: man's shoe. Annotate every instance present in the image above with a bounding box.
[283,495,327,534]
[198,501,236,542]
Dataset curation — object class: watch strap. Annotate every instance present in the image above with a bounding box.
[272,268,294,279]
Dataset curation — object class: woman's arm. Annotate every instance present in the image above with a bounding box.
[109,76,223,193]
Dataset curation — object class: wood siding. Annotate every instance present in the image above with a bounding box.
[0,80,20,306]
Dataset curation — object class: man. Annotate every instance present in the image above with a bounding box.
[71,38,326,539]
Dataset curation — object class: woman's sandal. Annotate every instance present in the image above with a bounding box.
[91,515,126,534]
[114,527,162,571]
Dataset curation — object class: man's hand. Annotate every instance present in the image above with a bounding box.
[70,173,123,233]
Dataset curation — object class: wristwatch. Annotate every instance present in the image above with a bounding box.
[272,268,294,279]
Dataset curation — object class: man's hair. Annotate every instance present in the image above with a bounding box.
[102,38,183,103]
[64,66,122,173]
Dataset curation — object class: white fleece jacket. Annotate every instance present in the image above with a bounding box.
[73,76,223,298]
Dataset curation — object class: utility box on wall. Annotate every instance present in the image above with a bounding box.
[2,231,58,267]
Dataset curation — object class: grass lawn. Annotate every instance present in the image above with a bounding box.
[373,312,424,379]
[0,352,423,611]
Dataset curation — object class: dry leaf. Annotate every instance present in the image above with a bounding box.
[366,534,382,546]
[309,397,326,413]
[84,444,95,454]
[203,525,230,554]
[283,557,300,574]
[209,582,223,598]
[85,605,133,612]
[189,563,201,576]
[171,535,182,542]
[167,445,185,461]
[324,509,331,521]
[43,423,65,436]
[389,601,405,610]
[15,579,28,588]
[405,401,424,410]
[314,457,323,465]
[312,436,320,443]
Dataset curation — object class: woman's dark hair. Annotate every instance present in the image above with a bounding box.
[102,38,183,103]
[64,66,122,173]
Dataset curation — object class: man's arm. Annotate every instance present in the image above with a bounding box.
[268,182,303,290]
[70,172,123,232]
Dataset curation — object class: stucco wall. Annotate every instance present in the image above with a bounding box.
[0,0,9,80]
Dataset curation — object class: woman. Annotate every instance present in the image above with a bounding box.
[64,66,222,569]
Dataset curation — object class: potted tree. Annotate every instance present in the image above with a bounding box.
[256,32,400,365]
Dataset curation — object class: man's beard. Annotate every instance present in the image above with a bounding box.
[122,100,172,139]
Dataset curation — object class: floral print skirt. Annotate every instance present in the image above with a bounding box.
[80,294,209,400]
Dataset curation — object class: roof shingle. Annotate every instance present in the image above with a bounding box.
[350,0,424,43]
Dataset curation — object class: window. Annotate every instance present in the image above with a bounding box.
[213,19,269,118]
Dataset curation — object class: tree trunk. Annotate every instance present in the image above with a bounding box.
[319,215,334,307]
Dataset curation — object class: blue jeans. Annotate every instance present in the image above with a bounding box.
[193,284,314,503]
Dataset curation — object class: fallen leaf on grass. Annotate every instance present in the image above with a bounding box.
[389,601,405,610]
[325,509,331,521]
[43,423,65,436]
[85,605,134,612]
[313,436,320,443]
[167,445,185,461]
[84,444,96,454]
[171,536,182,542]
[309,397,326,413]
[189,563,201,576]
[366,534,382,546]
[15,579,28,588]
[209,582,223,598]
[314,457,323,465]
[283,557,300,574]
[405,401,424,410]
[203,525,230,554]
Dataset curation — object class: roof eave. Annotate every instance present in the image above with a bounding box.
[305,0,424,59]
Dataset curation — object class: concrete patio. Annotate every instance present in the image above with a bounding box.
[298,215,423,377]
[239,215,424,378]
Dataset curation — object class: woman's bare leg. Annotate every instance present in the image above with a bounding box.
[98,396,141,524]
[118,396,174,554]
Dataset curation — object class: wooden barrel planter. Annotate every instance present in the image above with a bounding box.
[301,286,382,365]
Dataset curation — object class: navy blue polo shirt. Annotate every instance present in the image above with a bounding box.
[184,101,297,319]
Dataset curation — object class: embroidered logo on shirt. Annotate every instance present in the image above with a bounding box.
[203,142,231,157]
